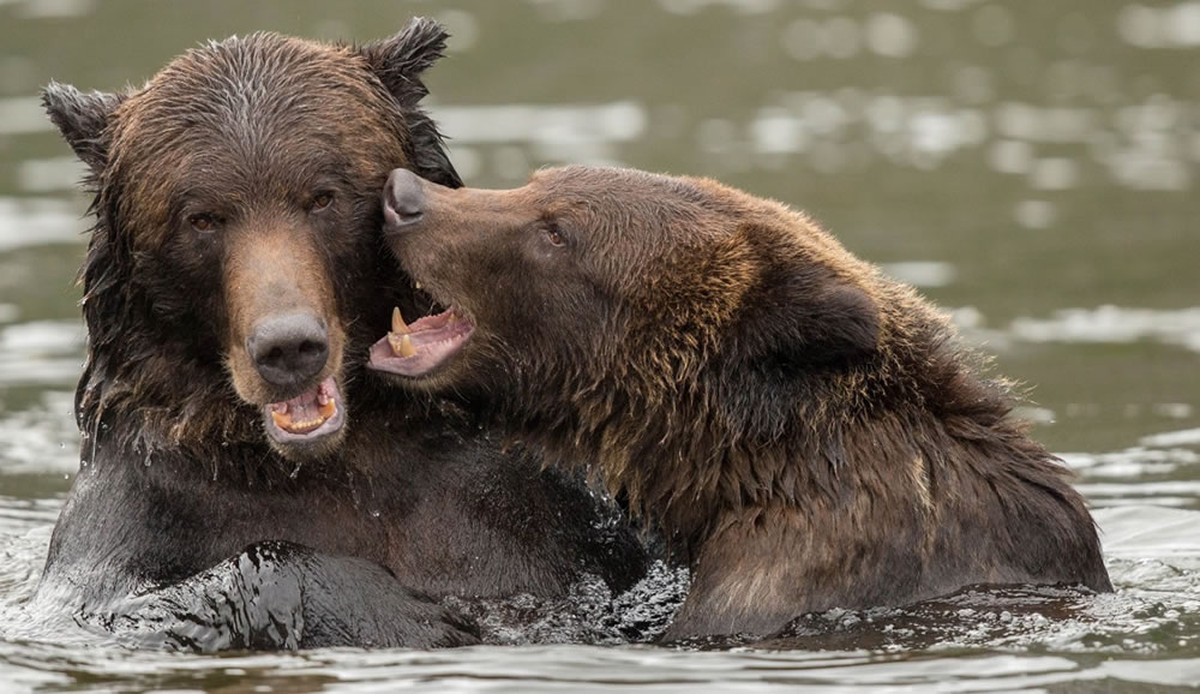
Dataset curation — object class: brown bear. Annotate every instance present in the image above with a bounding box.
[369,165,1113,640]
[35,22,649,650]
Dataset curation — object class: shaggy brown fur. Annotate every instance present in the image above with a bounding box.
[371,165,1112,640]
[60,27,459,458]
[36,26,648,651]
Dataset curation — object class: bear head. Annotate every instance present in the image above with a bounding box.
[369,166,884,515]
[44,19,461,463]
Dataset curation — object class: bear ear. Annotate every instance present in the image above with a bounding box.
[734,267,881,375]
[403,111,463,189]
[360,17,450,109]
[359,18,462,189]
[42,81,124,173]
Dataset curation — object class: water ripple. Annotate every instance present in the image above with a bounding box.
[0,320,85,388]
[1009,306,1200,352]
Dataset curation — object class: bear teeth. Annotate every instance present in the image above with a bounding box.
[389,306,417,357]
[391,306,410,334]
[387,331,417,358]
[270,397,337,434]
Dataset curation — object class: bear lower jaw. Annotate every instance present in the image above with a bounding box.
[263,375,346,445]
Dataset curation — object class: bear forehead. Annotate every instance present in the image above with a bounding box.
[528,167,787,271]
[101,34,406,237]
[535,167,867,275]
[117,34,393,147]
[535,166,728,205]
[532,166,764,237]
[524,167,878,317]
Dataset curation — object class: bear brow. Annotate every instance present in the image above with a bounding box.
[168,182,240,217]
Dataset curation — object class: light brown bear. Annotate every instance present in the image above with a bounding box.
[368,165,1112,640]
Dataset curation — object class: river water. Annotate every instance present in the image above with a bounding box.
[1,1,1198,691]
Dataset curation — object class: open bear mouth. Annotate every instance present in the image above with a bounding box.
[367,305,474,378]
[264,375,346,443]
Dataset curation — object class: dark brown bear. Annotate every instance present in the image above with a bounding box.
[370,166,1112,640]
[36,23,648,650]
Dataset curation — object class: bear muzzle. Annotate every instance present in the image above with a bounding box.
[240,312,347,447]
[383,168,426,230]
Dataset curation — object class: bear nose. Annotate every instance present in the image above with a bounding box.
[383,168,425,229]
[248,313,329,390]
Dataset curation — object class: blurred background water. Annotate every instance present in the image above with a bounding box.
[0,0,1198,691]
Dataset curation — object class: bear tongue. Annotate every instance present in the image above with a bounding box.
[268,377,337,435]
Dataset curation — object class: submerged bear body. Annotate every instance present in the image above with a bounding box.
[370,166,1111,639]
[37,25,647,650]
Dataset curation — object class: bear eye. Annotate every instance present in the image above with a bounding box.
[544,222,566,248]
[188,213,219,233]
[309,191,334,212]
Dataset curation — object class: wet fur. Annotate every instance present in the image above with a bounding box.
[36,26,648,650]
[381,166,1112,639]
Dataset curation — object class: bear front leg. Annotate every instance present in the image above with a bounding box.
[85,540,479,651]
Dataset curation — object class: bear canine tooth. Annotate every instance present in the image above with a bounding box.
[391,306,410,334]
[388,331,417,358]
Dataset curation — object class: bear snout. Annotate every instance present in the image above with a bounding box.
[247,312,330,392]
[383,168,426,230]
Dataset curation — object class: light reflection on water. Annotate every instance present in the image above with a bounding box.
[0,198,85,250]
[0,0,1199,690]
[1011,306,1200,353]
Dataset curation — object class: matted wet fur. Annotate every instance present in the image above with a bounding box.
[370,165,1112,640]
[34,23,648,651]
